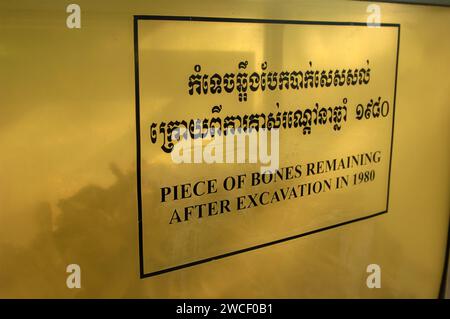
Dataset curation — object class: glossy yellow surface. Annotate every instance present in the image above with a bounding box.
[0,0,449,298]
[137,17,398,276]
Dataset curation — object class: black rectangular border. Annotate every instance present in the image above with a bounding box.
[134,15,400,279]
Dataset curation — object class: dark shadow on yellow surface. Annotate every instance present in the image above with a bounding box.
[0,164,144,298]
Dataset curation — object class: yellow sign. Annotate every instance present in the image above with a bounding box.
[135,16,399,277]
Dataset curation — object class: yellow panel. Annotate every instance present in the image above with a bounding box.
[0,0,449,298]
